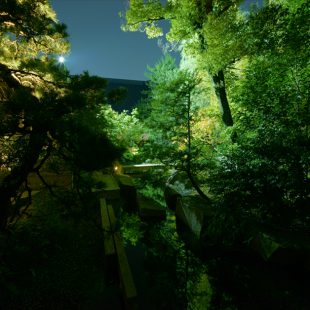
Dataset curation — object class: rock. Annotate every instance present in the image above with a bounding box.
[175,195,209,239]
[250,231,310,267]
[164,171,194,210]
[250,233,280,261]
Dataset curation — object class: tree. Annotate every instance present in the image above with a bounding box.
[0,0,68,228]
[137,55,210,201]
[122,0,248,126]
[206,1,310,231]
[0,1,121,229]
[123,0,310,239]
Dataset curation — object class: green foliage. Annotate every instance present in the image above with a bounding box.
[139,184,166,207]
[0,0,70,183]
[124,0,246,129]
[121,0,165,37]
[138,55,199,166]
[200,7,246,73]
[206,2,310,230]
[268,0,306,12]
[98,106,145,162]
[187,273,212,310]
[144,217,211,308]
[245,1,310,58]
[123,0,310,243]
[47,71,124,171]
[120,213,144,246]
[0,0,69,67]
[122,2,309,308]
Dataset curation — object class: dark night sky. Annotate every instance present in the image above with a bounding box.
[50,0,174,81]
[49,0,262,81]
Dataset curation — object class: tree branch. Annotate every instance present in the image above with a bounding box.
[9,68,65,88]
[127,16,171,26]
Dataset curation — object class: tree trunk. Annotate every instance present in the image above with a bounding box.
[185,94,211,203]
[0,131,47,230]
[212,70,233,126]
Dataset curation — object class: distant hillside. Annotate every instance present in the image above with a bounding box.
[106,78,148,112]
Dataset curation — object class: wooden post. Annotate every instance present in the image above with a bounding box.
[98,176,138,308]
[100,198,117,283]
[114,232,137,309]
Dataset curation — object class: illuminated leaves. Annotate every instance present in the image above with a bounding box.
[145,23,163,38]
[0,0,69,70]
[122,0,165,36]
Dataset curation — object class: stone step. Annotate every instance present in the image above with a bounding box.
[91,172,120,199]
[137,194,166,220]
[122,163,164,174]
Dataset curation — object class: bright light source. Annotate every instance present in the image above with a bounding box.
[58,56,65,63]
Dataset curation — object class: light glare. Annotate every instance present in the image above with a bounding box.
[58,56,65,63]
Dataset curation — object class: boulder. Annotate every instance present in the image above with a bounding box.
[250,231,310,267]
[175,195,212,254]
[164,171,194,210]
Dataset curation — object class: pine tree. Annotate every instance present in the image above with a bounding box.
[0,0,121,229]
